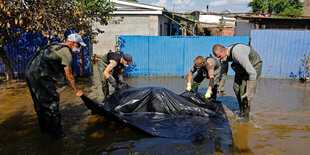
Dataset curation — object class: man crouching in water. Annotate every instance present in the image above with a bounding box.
[98,51,133,98]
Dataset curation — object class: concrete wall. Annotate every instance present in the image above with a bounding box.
[235,19,255,36]
[303,0,310,15]
[93,14,168,56]
[158,15,170,36]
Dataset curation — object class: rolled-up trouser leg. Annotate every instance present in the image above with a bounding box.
[192,69,205,92]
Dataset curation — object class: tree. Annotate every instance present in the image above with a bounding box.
[248,0,266,13]
[0,0,116,80]
[248,0,303,15]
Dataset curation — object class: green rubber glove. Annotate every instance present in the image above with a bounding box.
[186,82,191,91]
[205,89,212,99]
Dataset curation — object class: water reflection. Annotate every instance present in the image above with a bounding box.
[232,123,253,154]
[0,64,310,154]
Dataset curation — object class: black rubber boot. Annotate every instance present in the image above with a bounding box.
[36,112,47,133]
[243,97,251,122]
[46,115,66,138]
[102,86,109,98]
[239,98,250,122]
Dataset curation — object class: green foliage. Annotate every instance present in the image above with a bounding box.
[0,0,117,80]
[0,0,117,45]
[281,6,303,16]
[248,0,265,13]
[248,0,303,15]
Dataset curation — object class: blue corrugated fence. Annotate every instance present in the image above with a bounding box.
[0,30,92,78]
[251,30,310,79]
[122,31,310,79]
[121,36,250,77]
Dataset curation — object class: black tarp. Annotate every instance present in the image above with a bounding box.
[81,87,233,142]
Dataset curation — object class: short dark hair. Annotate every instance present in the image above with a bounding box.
[194,56,204,65]
[212,44,225,55]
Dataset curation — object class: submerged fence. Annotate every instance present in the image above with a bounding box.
[0,30,92,78]
[120,36,250,77]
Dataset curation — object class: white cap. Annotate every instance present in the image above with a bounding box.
[67,33,86,46]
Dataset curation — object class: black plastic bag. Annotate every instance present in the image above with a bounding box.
[81,87,232,140]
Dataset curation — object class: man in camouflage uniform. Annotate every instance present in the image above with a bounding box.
[25,34,85,138]
[186,55,221,100]
[98,51,133,97]
[213,43,263,121]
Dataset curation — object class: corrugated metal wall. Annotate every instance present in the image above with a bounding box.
[251,30,310,79]
[0,31,92,78]
[121,36,250,77]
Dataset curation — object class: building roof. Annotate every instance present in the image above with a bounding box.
[236,15,310,20]
[110,0,165,15]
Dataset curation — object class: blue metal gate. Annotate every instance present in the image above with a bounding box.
[120,36,250,77]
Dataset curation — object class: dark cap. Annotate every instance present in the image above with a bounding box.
[123,53,133,65]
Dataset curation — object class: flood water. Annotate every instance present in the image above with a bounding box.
[0,65,310,154]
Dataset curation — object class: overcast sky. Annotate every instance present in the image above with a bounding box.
[138,0,254,13]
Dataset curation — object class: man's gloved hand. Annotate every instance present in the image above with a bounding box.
[186,82,191,91]
[205,89,212,99]
[119,76,131,89]
[120,83,131,89]
[107,76,119,90]
[119,76,126,85]
[241,80,256,101]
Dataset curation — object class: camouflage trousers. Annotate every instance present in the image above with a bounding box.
[191,69,220,100]
[97,57,120,97]
[25,68,61,135]
[232,61,263,118]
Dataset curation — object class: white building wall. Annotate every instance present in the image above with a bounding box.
[92,15,161,55]
[199,15,235,25]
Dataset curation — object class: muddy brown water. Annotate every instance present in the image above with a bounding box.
[0,65,309,154]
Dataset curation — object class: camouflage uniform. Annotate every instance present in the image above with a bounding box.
[25,43,72,137]
[191,56,221,100]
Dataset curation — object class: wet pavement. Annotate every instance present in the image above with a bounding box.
[0,65,310,154]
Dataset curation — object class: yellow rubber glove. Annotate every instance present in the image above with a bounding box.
[205,89,212,99]
[186,82,191,91]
